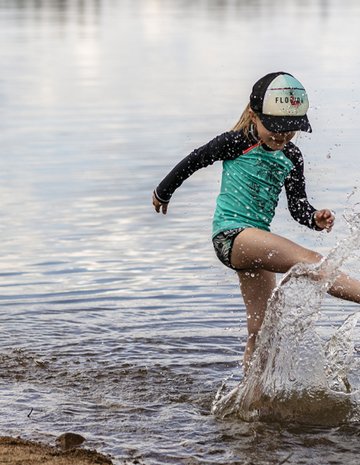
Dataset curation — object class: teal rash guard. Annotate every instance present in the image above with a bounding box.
[154,130,318,236]
[212,142,293,235]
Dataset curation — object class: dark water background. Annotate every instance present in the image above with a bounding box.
[0,1,359,464]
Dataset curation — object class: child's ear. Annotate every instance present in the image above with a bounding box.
[249,109,257,124]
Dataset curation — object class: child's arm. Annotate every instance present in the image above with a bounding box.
[153,132,248,214]
[284,144,332,231]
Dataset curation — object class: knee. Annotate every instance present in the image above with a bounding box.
[303,249,323,265]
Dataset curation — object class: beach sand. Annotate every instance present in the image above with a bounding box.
[0,436,114,464]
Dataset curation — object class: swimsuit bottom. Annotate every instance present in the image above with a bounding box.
[212,227,246,271]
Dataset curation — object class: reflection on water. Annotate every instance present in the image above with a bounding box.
[0,0,359,464]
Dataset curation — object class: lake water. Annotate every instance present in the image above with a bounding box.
[0,0,359,464]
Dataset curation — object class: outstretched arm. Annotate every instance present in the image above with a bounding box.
[153,131,249,209]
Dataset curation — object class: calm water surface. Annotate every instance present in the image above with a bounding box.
[0,1,359,464]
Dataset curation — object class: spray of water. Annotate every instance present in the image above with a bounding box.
[212,213,360,425]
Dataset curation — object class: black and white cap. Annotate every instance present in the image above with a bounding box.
[250,72,312,133]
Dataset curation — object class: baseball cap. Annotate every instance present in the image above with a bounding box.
[250,72,312,133]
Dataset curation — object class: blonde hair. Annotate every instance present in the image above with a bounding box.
[231,103,253,137]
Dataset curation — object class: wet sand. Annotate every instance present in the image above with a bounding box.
[0,436,114,465]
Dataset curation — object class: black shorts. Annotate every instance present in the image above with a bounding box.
[212,228,245,270]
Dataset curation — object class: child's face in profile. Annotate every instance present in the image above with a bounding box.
[252,113,296,151]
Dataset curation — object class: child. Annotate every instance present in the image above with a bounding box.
[152,71,360,372]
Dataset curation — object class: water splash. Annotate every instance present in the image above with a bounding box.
[212,215,360,425]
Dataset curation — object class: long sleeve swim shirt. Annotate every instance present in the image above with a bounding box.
[154,130,318,237]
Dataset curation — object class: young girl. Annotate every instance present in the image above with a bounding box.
[152,71,360,371]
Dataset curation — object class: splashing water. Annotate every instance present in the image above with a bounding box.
[212,215,360,426]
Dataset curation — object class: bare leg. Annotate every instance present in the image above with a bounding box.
[231,228,322,272]
[231,228,360,303]
[328,272,360,303]
[232,228,360,369]
[238,269,276,372]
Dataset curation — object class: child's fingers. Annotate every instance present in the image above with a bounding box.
[324,210,335,226]
[315,209,335,231]
[319,209,332,219]
[324,211,335,231]
[152,197,160,212]
[152,198,161,213]
[152,193,168,214]
[324,210,334,221]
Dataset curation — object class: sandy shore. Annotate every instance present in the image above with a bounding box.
[0,436,114,465]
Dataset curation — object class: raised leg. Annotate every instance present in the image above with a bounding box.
[231,228,360,302]
[232,228,360,370]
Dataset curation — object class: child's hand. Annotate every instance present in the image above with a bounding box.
[314,209,335,232]
[153,192,168,215]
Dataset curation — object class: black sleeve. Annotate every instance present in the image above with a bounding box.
[154,131,248,203]
[283,143,319,230]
